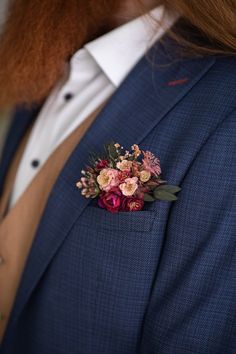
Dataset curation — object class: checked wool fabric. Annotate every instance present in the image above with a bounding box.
[0,35,236,353]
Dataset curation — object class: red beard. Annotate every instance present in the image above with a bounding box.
[0,0,121,108]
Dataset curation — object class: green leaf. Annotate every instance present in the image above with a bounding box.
[107,143,119,161]
[154,189,178,201]
[144,193,156,202]
[155,185,181,194]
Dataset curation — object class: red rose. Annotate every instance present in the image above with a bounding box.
[98,187,123,213]
[121,197,144,212]
[96,159,109,170]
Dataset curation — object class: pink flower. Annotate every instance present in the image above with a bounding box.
[142,151,161,176]
[96,159,109,170]
[119,177,138,196]
[121,197,144,212]
[98,187,123,213]
[80,177,88,187]
[97,168,119,192]
[77,174,99,199]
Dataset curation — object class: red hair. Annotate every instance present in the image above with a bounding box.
[0,0,120,108]
[0,0,236,108]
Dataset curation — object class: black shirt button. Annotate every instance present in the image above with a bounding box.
[64,93,74,101]
[31,159,40,168]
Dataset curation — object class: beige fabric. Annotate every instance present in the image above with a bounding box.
[0,105,103,341]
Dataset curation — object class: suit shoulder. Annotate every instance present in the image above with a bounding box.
[206,55,236,93]
[188,55,236,113]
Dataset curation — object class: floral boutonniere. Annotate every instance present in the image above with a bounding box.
[76,143,181,213]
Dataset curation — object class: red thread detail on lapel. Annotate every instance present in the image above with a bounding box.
[167,78,189,86]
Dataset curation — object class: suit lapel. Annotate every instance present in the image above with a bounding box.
[7,38,216,325]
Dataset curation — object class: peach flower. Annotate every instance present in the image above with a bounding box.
[97,168,119,192]
[140,170,151,183]
[119,177,138,196]
[116,159,133,171]
[131,144,141,158]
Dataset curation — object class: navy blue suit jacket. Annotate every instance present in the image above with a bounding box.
[0,34,236,353]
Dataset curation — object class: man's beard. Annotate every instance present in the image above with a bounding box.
[0,0,120,108]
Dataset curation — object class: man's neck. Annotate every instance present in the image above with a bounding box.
[107,0,160,29]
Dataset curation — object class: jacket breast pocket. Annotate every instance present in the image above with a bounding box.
[74,206,163,265]
[79,206,156,233]
[73,206,163,294]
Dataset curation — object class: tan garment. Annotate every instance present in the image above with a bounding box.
[0,105,103,341]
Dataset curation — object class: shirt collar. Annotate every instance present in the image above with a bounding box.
[84,6,176,87]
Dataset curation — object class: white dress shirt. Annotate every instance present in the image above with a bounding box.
[10,6,176,207]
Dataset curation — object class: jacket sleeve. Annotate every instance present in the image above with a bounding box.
[140,110,236,353]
